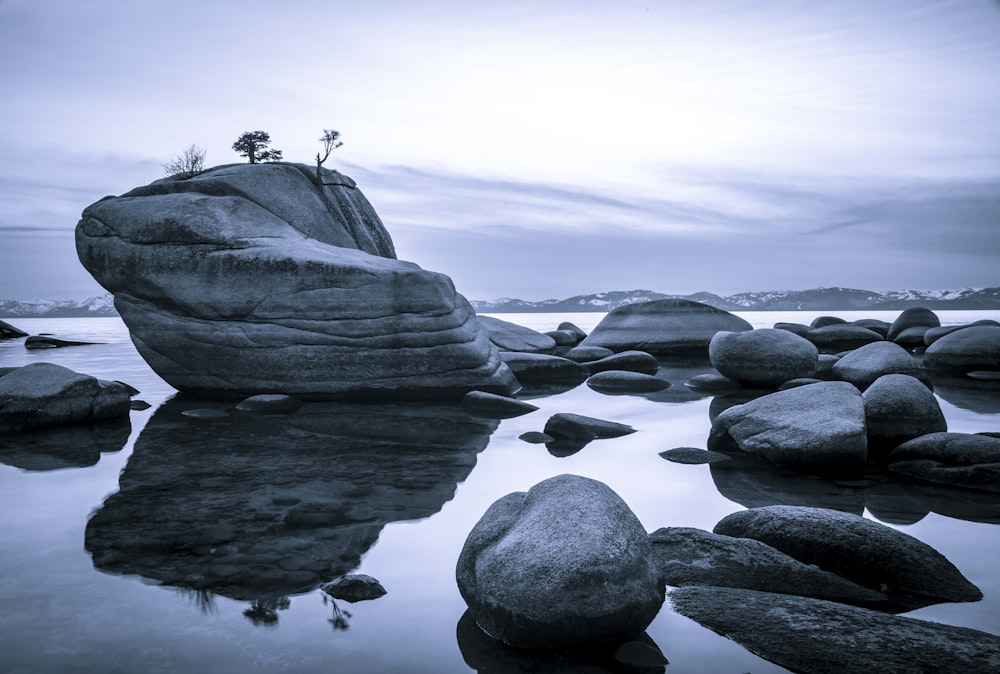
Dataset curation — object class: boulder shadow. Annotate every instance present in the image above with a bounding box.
[0,418,131,471]
[85,396,499,613]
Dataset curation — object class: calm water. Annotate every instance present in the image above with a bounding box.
[1,311,998,673]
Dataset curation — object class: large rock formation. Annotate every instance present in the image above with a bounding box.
[0,362,131,431]
[75,163,516,399]
[579,299,752,357]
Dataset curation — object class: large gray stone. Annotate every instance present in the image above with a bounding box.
[707,381,868,477]
[863,374,946,461]
[0,319,28,339]
[831,340,927,391]
[0,363,131,431]
[888,432,1000,493]
[886,306,940,342]
[477,315,557,353]
[923,325,1000,375]
[76,163,515,400]
[709,328,818,387]
[806,324,884,354]
[713,505,982,609]
[648,527,884,606]
[579,299,752,357]
[669,586,1000,674]
[456,474,664,650]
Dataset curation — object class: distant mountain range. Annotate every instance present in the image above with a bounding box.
[2,287,999,319]
[471,287,1000,312]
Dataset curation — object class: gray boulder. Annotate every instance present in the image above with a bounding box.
[234,393,302,414]
[543,413,635,441]
[707,381,868,477]
[563,345,614,363]
[810,315,847,328]
[544,329,580,346]
[886,306,940,342]
[831,341,928,391]
[0,319,28,339]
[863,374,946,461]
[76,163,515,400]
[586,370,670,394]
[658,447,731,464]
[888,432,1000,493]
[462,390,538,418]
[709,328,818,387]
[892,325,930,350]
[923,325,1000,375]
[585,350,660,375]
[456,474,664,649]
[852,318,890,337]
[24,335,99,349]
[579,299,752,357]
[320,574,386,602]
[807,324,883,354]
[649,527,884,605]
[477,315,556,353]
[924,320,1000,346]
[669,586,1000,674]
[556,321,588,341]
[713,505,982,609]
[0,363,131,431]
[773,321,810,337]
[498,352,589,384]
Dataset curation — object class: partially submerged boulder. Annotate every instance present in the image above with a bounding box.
[713,505,982,610]
[0,319,28,339]
[707,381,868,477]
[76,163,515,400]
[807,324,883,354]
[887,432,1000,493]
[863,374,946,461]
[456,474,664,650]
[477,316,556,353]
[579,299,752,357]
[709,328,818,387]
[0,362,131,431]
[923,325,1000,375]
[886,307,940,342]
[831,341,927,391]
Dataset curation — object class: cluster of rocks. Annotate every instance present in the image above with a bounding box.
[456,475,998,672]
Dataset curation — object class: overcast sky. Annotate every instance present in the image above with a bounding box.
[1,0,998,302]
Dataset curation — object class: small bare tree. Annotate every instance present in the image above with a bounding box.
[315,129,343,181]
[162,144,206,179]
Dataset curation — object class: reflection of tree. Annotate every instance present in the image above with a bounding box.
[243,596,291,627]
[175,588,218,615]
[322,594,352,631]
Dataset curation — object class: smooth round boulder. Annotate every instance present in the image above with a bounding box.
[709,329,818,388]
[892,325,930,350]
[563,345,615,363]
[863,374,946,461]
[462,390,538,418]
[807,325,883,354]
[713,505,982,609]
[923,320,1000,346]
[543,413,635,441]
[923,325,1000,374]
[75,163,515,400]
[886,307,940,342]
[498,352,589,384]
[477,316,557,353]
[0,319,28,339]
[887,432,1000,493]
[456,474,664,650]
[772,321,810,338]
[851,318,890,337]
[579,299,752,357]
[831,341,927,391]
[544,329,580,347]
[556,321,588,341]
[235,394,302,414]
[586,370,670,394]
[810,315,847,329]
[0,363,131,431]
[585,350,660,375]
[707,381,868,477]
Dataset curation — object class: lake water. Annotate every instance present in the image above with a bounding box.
[1,310,998,673]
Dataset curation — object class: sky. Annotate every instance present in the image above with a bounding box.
[1,0,998,302]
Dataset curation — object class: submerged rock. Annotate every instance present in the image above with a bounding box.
[462,390,538,418]
[887,432,1000,493]
[0,319,28,339]
[586,370,669,394]
[713,505,982,610]
[456,474,664,650]
[584,350,660,376]
[320,574,386,602]
[707,381,867,477]
[543,413,636,441]
[580,299,752,357]
[669,586,1000,674]
[0,362,131,431]
[24,334,100,349]
[76,162,514,400]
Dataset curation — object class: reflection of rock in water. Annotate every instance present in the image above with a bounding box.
[928,373,1000,414]
[0,419,130,471]
[85,398,498,602]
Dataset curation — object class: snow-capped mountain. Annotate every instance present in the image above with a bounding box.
[0,294,117,318]
[471,287,1000,312]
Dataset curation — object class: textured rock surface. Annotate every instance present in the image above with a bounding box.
[888,432,1000,493]
[831,341,928,390]
[863,374,946,460]
[580,299,752,356]
[456,474,664,649]
[76,163,514,399]
[709,328,818,387]
[707,381,868,476]
[669,586,1000,674]
[477,316,556,353]
[0,363,131,431]
[649,527,884,605]
[713,505,982,609]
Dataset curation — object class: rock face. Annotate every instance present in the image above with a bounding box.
[75,163,515,400]
[669,586,1000,674]
[580,299,752,357]
[707,381,868,477]
[709,328,818,387]
[0,363,131,431]
[713,505,982,610]
[456,474,664,650]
